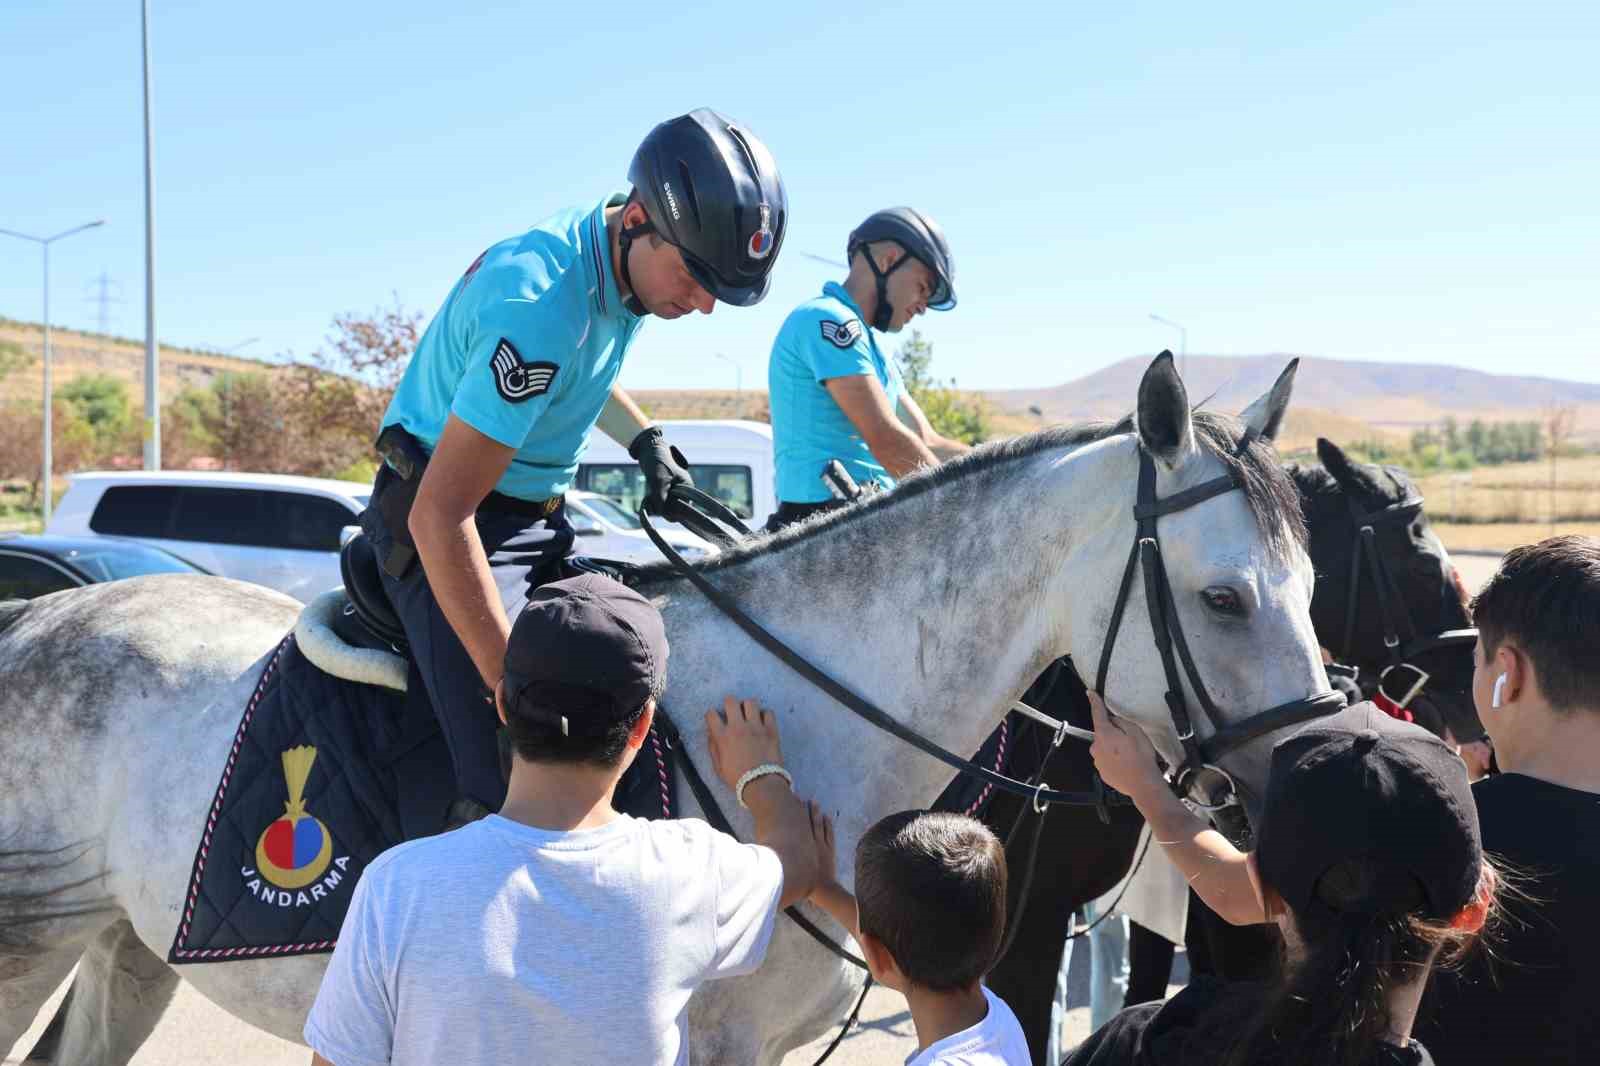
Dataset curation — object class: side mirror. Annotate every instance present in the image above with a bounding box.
[575,526,603,538]
[339,525,362,549]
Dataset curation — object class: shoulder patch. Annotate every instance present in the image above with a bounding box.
[490,338,558,404]
[820,318,864,349]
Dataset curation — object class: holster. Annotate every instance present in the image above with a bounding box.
[371,425,430,578]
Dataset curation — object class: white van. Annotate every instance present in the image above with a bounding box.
[48,472,719,605]
[48,471,370,603]
[575,419,776,530]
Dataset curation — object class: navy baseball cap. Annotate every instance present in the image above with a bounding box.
[1255,702,1482,921]
[501,574,669,736]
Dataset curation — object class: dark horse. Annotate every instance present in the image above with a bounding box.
[975,437,1482,1062]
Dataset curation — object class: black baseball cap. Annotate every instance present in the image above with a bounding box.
[1255,702,1482,921]
[501,574,668,736]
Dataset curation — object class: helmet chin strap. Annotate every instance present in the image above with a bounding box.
[862,250,912,331]
[618,219,655,317]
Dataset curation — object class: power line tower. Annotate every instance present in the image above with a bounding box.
[85,270,125,354]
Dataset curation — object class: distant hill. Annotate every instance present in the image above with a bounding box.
[986,355,1600,444]
[0,318,281,406]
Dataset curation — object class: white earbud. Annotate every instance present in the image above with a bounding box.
[1492,673,1508,709]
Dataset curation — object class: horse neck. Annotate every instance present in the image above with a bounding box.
[657,439,1110,848]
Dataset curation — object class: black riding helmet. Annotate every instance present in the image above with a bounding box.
[621,108,787,315]
[846,207,956,331]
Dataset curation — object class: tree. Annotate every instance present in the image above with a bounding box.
[275,301,424,477]
[207,372,290,472]
[1440,416,1460,454]
[161,385,219,469]
[894,330,990,445]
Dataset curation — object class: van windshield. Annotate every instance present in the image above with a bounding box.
[576,464,754,519]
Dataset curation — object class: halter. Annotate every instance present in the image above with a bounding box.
[1337,494,1478,718]
[1095,442,1348,810]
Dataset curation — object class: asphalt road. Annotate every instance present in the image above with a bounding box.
[5,551,1504,1066]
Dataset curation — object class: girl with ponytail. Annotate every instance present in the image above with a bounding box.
[1067,697,1499,1066]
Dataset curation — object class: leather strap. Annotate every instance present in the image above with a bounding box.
[638,502,1122,809]
[652,708,869,971]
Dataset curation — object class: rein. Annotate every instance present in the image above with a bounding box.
[641,488,1118,809]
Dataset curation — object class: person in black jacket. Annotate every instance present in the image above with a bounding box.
[1069,697,1500,1066]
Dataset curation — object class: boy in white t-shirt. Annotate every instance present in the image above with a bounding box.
[808,809,1030,1065]
[305,573,819,1066]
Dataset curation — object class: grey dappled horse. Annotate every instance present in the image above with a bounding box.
[1,354,1331,1064]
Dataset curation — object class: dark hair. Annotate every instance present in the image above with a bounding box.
[1472,535,1600,713]
[502,685,650,768]
[1224,859,1504,1066]
[854,811,1007,992]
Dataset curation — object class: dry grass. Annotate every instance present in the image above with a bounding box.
[1415,456,1600,524]
[1433,521,1600,552]
[0,320,283,407]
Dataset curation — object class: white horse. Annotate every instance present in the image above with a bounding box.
[1,354,1329,1064]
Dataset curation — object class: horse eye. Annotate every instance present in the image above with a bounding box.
[1201,587,1243,615]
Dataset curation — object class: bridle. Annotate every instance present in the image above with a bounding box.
[1093,441,1347,813]
[1337,493,1478,720]
[636,442,1346,1063]
[645,436,1345,816]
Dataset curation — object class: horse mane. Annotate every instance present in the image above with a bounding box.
[637,410,1306,585]
[1287,458,1413,505]
[0,599,26,640]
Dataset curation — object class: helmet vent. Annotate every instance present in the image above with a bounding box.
[725,124,764,179]
[675,161,704,228]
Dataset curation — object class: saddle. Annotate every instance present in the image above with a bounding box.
[168,533,677,965]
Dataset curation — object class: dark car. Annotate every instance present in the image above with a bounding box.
[0,533,208,600]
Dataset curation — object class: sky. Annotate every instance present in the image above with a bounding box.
[2,1,1597,394]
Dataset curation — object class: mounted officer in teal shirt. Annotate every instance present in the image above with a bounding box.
[766,207,968,530]
[363,109,787,822]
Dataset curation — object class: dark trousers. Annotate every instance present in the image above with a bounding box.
[362,467,574,810]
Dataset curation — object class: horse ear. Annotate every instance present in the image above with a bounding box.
[1136,351,1194,467]
[1239,358,1298,443]
[1312,435,1363,486]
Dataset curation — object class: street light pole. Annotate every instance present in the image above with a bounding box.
[142,0,160,470]
[1149,313,1188,378]
[0,219,106,524]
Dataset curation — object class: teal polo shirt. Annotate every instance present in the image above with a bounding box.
[767,282,906,504]
[381,195,644,501]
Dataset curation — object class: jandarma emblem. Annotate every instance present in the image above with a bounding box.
[748,203,774,260]
[244,746,352,907]
[820,319,863,348]
[491,338,559,403]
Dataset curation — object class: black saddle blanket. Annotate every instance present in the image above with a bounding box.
[169,632,677,964]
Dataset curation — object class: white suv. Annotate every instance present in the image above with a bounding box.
[48,473,714,604]
[49,471,372,604]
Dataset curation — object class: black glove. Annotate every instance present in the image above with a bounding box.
[629,426,694,516]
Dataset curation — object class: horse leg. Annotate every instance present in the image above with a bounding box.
[1,947,80,1062]
[28,919,178,1066]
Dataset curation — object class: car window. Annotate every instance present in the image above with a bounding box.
[267,493,360,552]
[567,507,599,534]
[67,542,207,581]
[576,463,754,519]
[579,494,641,530]
[170,487,266,546]
[90,485,180,538]
[0,553,81,599]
